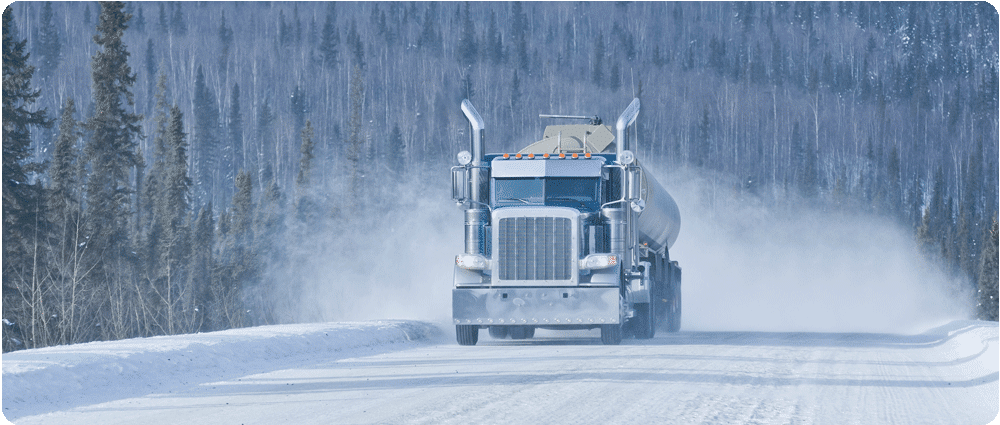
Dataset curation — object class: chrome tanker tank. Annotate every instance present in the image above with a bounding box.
[630,159,681,253]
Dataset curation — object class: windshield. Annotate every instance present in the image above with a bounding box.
[493,177,600,210]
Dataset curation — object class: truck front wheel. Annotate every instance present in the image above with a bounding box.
[457,325,479,345]
[632,302,656,339]
[600,323,622,345]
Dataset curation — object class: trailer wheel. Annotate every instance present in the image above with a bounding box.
[510,326,534,340]
[457,325,479,345]
[488,326,508,339]
[600,323,622,345]
[666,284,682,333]
[632,302,656,339]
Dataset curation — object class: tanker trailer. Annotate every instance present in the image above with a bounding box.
[450,98,682,345]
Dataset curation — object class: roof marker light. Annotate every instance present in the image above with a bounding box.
[515,153,522,159]
[559,153,566,159]
[585,152,592,158]
[572,153,579,159]
[543,153,550,158]
[528,153,535,159]
[503,153,510,159]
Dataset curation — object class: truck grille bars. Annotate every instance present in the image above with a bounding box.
[497,217,573,281]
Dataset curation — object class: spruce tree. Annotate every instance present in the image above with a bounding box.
[318,4,339,70]
[86,1,142,259]
[977,220,999,321]
[193,65,220,207]
[228,83,243,184]
[456,2,477,67]
[346,64,364,209]
[218,12,233,73]
[35,1,62,82]
[3,7,53,350]
[48,98,82,253]
[295,120,316,224]
[190,204,214,332]
[592,32,605,86]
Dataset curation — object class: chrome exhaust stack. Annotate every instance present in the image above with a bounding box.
[461,99,488,256]
[615,98,640,162]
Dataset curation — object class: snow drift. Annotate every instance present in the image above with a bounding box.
[2,320,440,421]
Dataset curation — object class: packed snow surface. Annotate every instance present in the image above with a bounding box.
[3,319,997,424]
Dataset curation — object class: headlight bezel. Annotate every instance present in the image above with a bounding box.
[455,253,490,271]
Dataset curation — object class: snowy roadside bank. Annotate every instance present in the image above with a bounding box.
[2,320,441,421]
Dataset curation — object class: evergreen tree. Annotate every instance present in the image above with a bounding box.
[692,107,710,168]
[228,83,243,183]
[296,120,315,189]
[86,1,142,261]
[3,5,51,246]
[486,11,503,65]
[456,2,477,67]
[48,98,82,249]
[510,1,529,72]
[346,19,364,69]
[170,2,186,36]
[609,64,621,92]
[346,64,364,209]
[386,123,406,179]
[35,1,62,82]
[318,4,339,71]
[977,220,999,321]
[144,39,155,106]
[190,204,214,332]
[592,32,605,86]
[218,12,233,73]
[418,3,441,57]
[3,7,53,350]
[192,65,220,207]
[295,120,316,224]
[154,105,192,335]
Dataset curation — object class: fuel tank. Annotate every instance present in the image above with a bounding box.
[631,159,681,253]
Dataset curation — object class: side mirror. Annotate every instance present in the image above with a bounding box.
[451,166,469,205]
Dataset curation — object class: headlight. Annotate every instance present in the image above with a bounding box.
[579,254,617,270]
[456,253,490,270]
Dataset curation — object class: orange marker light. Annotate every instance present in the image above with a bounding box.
[515,153,522,159]
[572,153,579,158]
[503,153,510,159]
[543,153,550,158]
[585,152,592,158]
[528,153,535,159]
[559,153,566,159]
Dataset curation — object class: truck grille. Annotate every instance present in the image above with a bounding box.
[497,217,573,281]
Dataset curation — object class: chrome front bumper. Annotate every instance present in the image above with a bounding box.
[453,287,620,326]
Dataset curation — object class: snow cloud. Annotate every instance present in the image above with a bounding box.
[663,169,973,334]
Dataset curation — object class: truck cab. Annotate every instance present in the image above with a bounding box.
[450,99,681,345]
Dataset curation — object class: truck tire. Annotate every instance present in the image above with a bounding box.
[633,302,656,339]
[510,326,531,340]
[457,325,479,345]
[600,323,622,345]
[488,326,508,339]
[666,284,682,333]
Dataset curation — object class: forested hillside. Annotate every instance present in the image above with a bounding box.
[3,1,998,351]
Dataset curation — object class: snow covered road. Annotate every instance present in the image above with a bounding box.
[4,320,997,424]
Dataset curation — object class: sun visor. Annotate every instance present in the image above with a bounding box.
[491,158,605,178]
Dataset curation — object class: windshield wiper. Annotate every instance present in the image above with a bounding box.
[547,197,590,207]
[500,198,532,204]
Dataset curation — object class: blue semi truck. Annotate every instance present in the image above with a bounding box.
[450,98,682,345]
